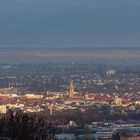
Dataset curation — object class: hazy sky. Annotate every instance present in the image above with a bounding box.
[0,0,140,48]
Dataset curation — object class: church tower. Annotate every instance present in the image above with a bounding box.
[69,80,74,98]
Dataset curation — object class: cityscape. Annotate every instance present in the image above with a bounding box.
[0,63,140,139]
[0,0,140,139]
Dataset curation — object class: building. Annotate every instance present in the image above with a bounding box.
[0,93,18,98]
[106,69,116,76]
[69,81,84,100]
[69,81,74,98]
[120,135,140,140]
[55,134,76,140]
[69,81,95,101]
[25,94,43,99]
[84,92,95,101]
[114,96,122,105]
[0,105,7,114]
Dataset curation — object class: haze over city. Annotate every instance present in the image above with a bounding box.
[0,47,139,64]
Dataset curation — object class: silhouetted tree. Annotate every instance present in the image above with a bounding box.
[0,110,55,140]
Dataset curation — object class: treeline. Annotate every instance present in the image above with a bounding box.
[0,111,55,140]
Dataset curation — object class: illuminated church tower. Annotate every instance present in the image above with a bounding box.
[69,80,74,98]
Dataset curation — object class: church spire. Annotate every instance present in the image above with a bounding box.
[69,80,74,98]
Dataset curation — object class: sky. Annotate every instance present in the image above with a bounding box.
[0,0,140,48]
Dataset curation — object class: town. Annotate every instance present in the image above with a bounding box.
[0,63,140,139]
